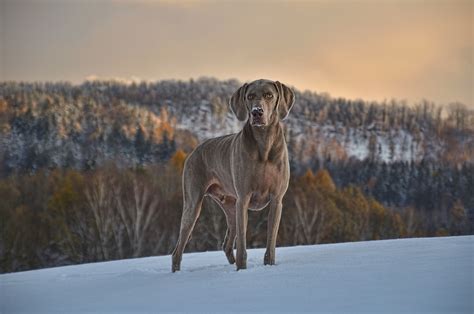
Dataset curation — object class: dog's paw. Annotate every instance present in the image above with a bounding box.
[236,262,247,271]
[171,263,180,272]
[264,251,275,265]
[236,257,247,270]
[171,255,181,272]
[236,249,247,270]
[226,252,236,264]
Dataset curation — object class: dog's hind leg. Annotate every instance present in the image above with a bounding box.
[171,184,205,272]
[205,184,237,265]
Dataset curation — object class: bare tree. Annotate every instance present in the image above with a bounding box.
[85,172,117,260]
[293,194,325,244]
[114,174,160,257]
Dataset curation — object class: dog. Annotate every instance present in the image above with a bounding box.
[171,79,295,271]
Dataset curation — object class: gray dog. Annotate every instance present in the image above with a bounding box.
[172,79,295,272]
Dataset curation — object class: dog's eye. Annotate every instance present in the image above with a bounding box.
[265,93,273,99]
[247,94,255,100]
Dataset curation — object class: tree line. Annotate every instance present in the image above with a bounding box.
[1,152,470,273]
[1,79,472,175]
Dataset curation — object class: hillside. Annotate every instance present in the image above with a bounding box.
[1,79,473,175]
[1,236,472,313]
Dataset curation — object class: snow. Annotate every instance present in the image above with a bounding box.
[174,102,434,163]
[1,236,472,313]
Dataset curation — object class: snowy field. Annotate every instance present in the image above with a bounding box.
[1,236,472,313]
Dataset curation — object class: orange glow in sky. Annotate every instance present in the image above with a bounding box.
[1,0,472,106]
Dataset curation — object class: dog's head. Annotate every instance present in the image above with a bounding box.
[229,79,295,127]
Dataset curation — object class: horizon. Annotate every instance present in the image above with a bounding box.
[2,76,472,109]
[1,0,472,107]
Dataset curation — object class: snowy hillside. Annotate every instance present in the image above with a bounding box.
[2,80,473,174]
[175,102,433,163]
[1,236,472,313]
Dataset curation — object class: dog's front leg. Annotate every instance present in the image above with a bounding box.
[235,195,250,270]
[264,198,283,265]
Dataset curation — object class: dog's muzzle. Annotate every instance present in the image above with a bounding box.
[251,107,265,126]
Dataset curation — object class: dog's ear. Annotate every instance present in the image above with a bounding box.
[274,81,295,121]
[229,83,248,121]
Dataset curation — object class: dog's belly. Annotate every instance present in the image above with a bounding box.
[207,183,271,211]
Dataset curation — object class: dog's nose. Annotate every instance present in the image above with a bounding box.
[251,107,264,117]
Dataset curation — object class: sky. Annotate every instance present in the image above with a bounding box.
[0,0,472,106]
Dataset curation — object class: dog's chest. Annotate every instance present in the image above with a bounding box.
[247,162,283,211]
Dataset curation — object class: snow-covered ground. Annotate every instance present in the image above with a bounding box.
[1,236,472,313]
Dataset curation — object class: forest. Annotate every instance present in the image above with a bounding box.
[0,79,473,273]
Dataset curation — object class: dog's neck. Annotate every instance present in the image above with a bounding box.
[242,119,286,162]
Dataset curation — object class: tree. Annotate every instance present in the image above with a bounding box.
[46,170,91,263]
[314,169,336,191]
[114,171,160,257]
[448,200,467,235]
[170,149,187,173]
[85,171,118,260]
